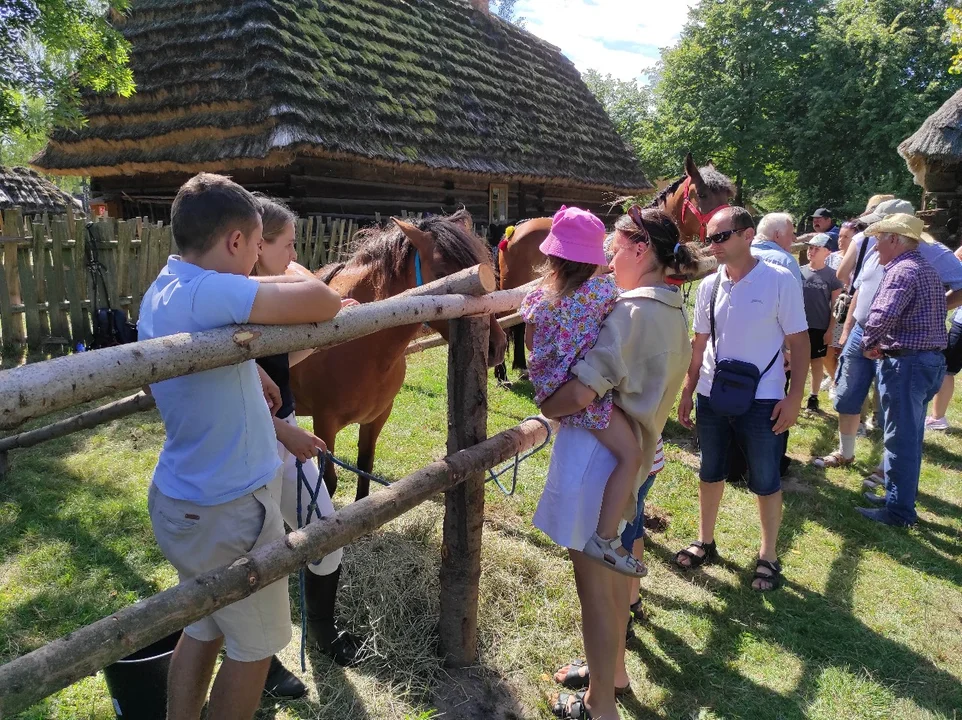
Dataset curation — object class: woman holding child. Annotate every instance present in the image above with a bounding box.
[523,206,696,720]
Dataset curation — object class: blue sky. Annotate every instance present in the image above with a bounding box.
[515,1,698,82]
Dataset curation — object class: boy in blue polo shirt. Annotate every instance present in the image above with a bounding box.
[139,173,342,720]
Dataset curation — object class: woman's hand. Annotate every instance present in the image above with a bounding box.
[276,419,328,462]
[256,364,282,415]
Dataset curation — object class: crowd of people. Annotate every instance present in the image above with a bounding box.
[135,172,960,720]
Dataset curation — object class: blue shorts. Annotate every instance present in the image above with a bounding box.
[620,472,657,549]
[834,323,877,415]
[696,394,782,496]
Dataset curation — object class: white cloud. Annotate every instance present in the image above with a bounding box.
[515,0,698,83]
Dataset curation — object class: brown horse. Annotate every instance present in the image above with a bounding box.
[493,154,733,381]
[290,210,507,501]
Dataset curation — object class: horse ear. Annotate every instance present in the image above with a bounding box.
[685,152,705,188]
[392,218,434,256]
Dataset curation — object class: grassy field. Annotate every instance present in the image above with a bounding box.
[1,347,961,719]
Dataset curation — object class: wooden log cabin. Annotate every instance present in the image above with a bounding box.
[899,88,962,249]
[33,0,651,239]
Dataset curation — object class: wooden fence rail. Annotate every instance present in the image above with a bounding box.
[0,208,399,349]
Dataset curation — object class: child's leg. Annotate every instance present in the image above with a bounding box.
[591,407,643,544]
[810,358,824,396]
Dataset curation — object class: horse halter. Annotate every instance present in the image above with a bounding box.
[414,251,423,287]
[680,176,728,243]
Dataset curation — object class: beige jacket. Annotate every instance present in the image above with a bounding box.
[572,286,692,521]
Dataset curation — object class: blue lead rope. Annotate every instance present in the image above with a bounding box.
[291,417,553,669]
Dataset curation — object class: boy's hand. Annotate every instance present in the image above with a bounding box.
[277,421,328,462]
[256,365,282,415]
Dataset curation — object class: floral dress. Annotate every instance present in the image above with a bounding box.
[520,274,619,429]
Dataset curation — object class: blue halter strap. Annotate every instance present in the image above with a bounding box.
[414,251,423,287]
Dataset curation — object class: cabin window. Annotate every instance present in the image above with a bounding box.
[489,183,509,224]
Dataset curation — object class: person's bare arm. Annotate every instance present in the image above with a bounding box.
[678,333,709,429]
[947,288,962,312]
[825,288,842,344]
[771,331,810,434]
[539,379,597,420]
[524,323,534,351]
[836,239,860,286]
[838,288,859,348]
[248,275,342,324]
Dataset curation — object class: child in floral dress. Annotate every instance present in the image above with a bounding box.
[521,206,646,577]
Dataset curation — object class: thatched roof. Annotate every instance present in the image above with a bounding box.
[0,166,83,215]
[34,0,650,193]
[899,89,962,167]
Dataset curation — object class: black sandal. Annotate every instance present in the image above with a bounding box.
[629,599,646,622]
[752,558,782,592]
[552,691,593,719]
[673,540,717,570]
[555,661,632,696]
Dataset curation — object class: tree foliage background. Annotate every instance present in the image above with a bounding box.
[586,0,960,219]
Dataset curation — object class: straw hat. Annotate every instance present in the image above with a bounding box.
[864,213,926,243]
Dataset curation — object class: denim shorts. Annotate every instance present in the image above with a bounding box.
[833,323,877,415]
[696,394,782,496]
[620,472,657,549]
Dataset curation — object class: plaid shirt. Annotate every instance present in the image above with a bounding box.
[862,250,947,352]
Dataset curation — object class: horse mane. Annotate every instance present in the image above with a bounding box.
[334,209,491,297]
[648,166,736,209]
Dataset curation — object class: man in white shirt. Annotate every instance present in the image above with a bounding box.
[677,207,809,592]
[751,212,803,287]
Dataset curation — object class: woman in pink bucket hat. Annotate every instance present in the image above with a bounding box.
[520,205,646,578]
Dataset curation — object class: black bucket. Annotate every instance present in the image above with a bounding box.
[102,631,181,719]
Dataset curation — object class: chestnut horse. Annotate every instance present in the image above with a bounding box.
[494,154,733,382]
[291,211,507,501]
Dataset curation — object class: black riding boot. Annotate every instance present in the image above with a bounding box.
[303,566,364,667]
[263,655,307,700]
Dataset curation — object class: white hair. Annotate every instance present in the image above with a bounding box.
[756,213,795,241]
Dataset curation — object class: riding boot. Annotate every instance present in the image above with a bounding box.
[262,655,307,700]
[303,566,364,667]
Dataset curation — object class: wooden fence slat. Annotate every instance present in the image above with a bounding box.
[1,209,24,343]
[30,223,50,339]
[138,224,152,297]
[0,260,12,347]
[73,219,90,336]
[64,227,86,347]
[115,220,132,316]
[150,222,169,284]
[17,245,41,347]
[310,217,326,269]
[48,222,69,341]
[96,219,118,309]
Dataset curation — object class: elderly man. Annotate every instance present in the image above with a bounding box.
[752,212,803,286]
[858,214,947,527]
[811,208,840,251]
[677,207,809,591]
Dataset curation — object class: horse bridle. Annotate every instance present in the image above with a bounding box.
[679,176,729,243]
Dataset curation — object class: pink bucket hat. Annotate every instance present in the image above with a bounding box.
[539,206,607,266]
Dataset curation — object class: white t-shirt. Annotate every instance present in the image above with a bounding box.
[138,257,280,505]
[693,260,808,400]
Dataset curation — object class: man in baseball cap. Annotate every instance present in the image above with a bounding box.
[860,198,915,226]
[811,208,840,251]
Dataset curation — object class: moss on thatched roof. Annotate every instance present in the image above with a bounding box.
[34,0,649,193]
[899,88,962,165]
[0,166,82,214]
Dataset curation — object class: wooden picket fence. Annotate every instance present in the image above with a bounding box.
[0,209,424,349]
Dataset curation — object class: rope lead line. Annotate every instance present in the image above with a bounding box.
[291,416,553,669]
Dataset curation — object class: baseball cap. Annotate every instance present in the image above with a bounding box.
[806,233,833,248]
[861,198,914,226]
[811,208,832,219]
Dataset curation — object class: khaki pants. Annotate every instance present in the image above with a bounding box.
[148,473,292,661]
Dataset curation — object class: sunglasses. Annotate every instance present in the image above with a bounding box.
[705,227,749,245]
[627,205,651,245]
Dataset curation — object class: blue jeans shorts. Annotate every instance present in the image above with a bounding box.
[696,394,782,496]
[834,323,877,415]
[620,472,657,549]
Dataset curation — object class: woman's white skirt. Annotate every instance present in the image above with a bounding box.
[533,426,617,552]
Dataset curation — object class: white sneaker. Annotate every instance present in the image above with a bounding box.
[820,377,832,393]
[925,416,949,431]
[828,385,837,402]
[583,533,649,578]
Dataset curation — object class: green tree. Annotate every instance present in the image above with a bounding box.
[492,0,526,28]
[0,0,135,137]
[581,70,654,159]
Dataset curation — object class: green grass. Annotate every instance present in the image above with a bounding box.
[1,348,961,719]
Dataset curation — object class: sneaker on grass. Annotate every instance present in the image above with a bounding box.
[925,416,949,431]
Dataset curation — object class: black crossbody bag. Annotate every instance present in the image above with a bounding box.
[708,274,780,417]
[832,236,870,325]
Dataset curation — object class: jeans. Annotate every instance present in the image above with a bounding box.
[620,472,657,549]
[877,351,946,524]
[834,324,877,415]
[696,395,783,496]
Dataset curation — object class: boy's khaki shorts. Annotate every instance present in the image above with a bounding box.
[148,473,292,662]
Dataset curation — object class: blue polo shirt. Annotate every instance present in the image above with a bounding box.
[138,257,280,505]
[751,239,803,288]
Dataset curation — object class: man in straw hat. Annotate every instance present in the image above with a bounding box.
[856,213,947,526]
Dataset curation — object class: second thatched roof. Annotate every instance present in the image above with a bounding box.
[899,88,962,166]
[34,0,650,194]
[0,166,82,215]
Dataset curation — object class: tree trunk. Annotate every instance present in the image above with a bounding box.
[0,418,551,716]
[438,316,489,666]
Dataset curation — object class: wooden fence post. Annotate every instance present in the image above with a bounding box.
[438,315,490,666]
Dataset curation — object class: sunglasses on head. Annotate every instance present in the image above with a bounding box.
[705,226,749,245]
[627,205,651,245]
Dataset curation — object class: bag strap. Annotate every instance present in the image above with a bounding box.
[849,236,870,291]
[711,270,780,379]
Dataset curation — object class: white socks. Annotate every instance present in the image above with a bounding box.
[839,433,857,460]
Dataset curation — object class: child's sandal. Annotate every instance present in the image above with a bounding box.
[673,540,717,570]
[583,533,648,577]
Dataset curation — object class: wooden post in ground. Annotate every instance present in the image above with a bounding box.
[438,314,489,666]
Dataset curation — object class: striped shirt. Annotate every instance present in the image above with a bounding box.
[649,437,665,476]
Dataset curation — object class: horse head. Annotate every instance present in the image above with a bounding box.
[497,217,552,291]
[663,153,735,245]
[393,212,507,367]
